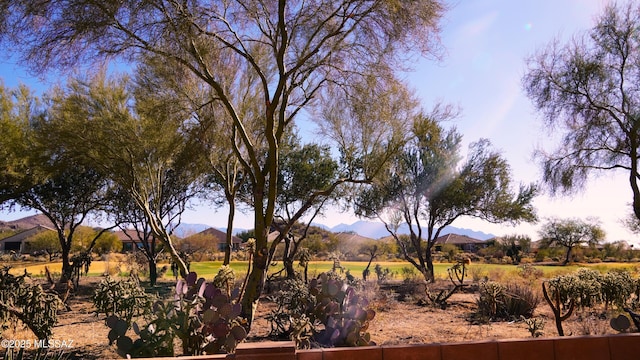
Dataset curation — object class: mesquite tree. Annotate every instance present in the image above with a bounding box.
[523,1,640,221]
[356,112,538,282]
[0,0,446,327]
[0,84,115,282]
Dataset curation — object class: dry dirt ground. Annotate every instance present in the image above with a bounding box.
[2,277,622,359]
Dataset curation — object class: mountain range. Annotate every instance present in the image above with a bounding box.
[174,220,495,240]
[0,214,496,241]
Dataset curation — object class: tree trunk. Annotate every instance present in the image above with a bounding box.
[283,238,296,279]
[563,246,572,265]
[363,251,376,281]
[304,264,308,283]
[60,247,72,283]
[425,251,435,282]
[629,136,640,220]
[223,200,235,265]
[148,258,158,287]
[284,257,295,279]
[240,247,268,328]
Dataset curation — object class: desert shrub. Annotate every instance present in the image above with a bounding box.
[503,283,539,319]
[517,264,543,281]
[440,243,459,262]
[374,264,393,282]
[123,252,148,277]
[519,257,534,264]
[475,281,539,322]
[344,270,363,288]
[0,254,14,262]
[545,273,576,306]
[487,268,507,282]
[545,269,603,310]
[92,276,154,325]
[575,311,610,335]
[0,267,62,340]
[469,266,489,283]
[400,266,420,283]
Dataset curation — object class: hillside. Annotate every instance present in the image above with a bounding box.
[1,214,495,243]
[0,214,54,231]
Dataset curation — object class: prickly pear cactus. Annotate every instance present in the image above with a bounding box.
[105,271,247,357]
[309,273,376,347]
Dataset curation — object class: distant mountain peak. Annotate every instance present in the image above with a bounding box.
[170,219,495,241]
[328,220,495,240]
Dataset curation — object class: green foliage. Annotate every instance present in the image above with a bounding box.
[600,270,635,310]
[355,113,537,282]
[500,234,531,264]
[0,267,62,340]
[0,0,449,331]
[278,141,338,207]
[92,276,154,325]
[93,231,122,255]
[105,271,247,357]
[235,229,255,242]
[70,226,100,252]
[571,268,602,308]
[523,1,640,221]
[25,230,61,255]
[540,268,638,335]
[538,218,605,264]
[440,243,459,262]
[542,275,577,336]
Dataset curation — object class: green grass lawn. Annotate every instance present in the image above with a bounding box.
[9,259,639,280]
[167,260,640,280]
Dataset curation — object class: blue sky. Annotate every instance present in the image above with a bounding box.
[2,0,636,244]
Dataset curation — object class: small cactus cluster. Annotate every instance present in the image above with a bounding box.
[0,266,62,341]
[106,271,247,357]
[309,273,376,347]
[93,276,153,325]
